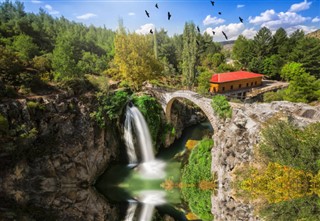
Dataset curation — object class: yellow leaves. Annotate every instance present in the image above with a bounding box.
[240,163,316,203]
[113,33,163,90]
[185,140,199,150]
[186,212,199,220]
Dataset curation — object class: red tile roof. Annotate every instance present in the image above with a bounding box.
[210,71,263,83]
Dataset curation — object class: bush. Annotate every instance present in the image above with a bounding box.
[211,95,232,119]
[260,121,320,172]
[91,91,129,128]
[181,138,214,221]
[263,90,285,102]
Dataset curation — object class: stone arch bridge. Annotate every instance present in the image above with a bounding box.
[149,89,222,132]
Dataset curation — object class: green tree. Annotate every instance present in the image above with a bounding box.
[0,45,24,86]
[290,37,320,78]
[12,34,39,61]
[52,34,80,79]
[253,27,273,58]
[182,22,198,89]
[263,55,283,79]
[196,71,212,94]
[280,62,306,81]
[283,73,320,103]
[232,35,254,67]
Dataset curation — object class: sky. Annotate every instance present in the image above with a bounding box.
[11,0,320,41]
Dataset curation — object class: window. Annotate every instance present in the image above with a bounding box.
[239,84,241,88]
[230,85,233,90]
[246,83,249,87]
[255,81,257,85]
[222,87,225,91]
[251,82,253,86]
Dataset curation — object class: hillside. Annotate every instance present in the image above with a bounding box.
[307,29,320,39]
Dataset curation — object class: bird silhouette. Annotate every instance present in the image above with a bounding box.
[197,26,200,33]
[222,31,228,40]
[211,1,215,6]
[150,29,153,34]
[239,17,244,23]
[155,3,159,9]
[212,30,215,35]
[145,10,150,18]
[168,12,171,20]
[218,12,222,15]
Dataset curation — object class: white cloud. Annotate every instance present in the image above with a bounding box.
[203,15,225,26]
[312,16,320,23]
[31,0,42,4]
[249,8,311,31]
[204,23,245,41]
[44,4,52,11]
[44,4,59,15]
[136,23,155,35]
[76,13,97,20]
[285,25,317,35]
[128,12,135,16]
[289,0,312,12]
[261,12,310,30]
[241,28,257,39]
[237,4,245,8]
[249,9,278,24]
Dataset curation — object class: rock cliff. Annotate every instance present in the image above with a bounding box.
[0,93,122,221]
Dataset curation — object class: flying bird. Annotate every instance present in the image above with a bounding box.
[210,1,215,6]
[212,30,215,35]
[222,31,228,40]
[197,26,200,33]
[218,12,222,15]
[239,17,244,23]
[168,12,171,20]
[155,3,159,9]
[150,29,153,34]
[145,10,150,18]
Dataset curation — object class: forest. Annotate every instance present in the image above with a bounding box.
[1,1,319,103]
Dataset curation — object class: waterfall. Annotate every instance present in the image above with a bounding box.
[124,104,155,163]
[124,107,138,164]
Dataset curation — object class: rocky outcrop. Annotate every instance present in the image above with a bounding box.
[0,93,122,221]
[211,101,320,221]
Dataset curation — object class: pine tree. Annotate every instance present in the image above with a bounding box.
[182,22,198,89]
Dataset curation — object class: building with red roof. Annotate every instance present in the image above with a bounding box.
[209,71,263,94]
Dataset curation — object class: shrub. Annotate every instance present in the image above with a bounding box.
[211,95,232,119]
[132,95,163,146]
[181,138,214,221]
[91,91,129,128]
[260,121,320,173]
[263,90,285,102]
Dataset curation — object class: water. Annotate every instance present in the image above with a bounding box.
[96,116,213,221]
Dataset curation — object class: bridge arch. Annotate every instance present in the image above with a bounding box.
[161,91,219,132]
